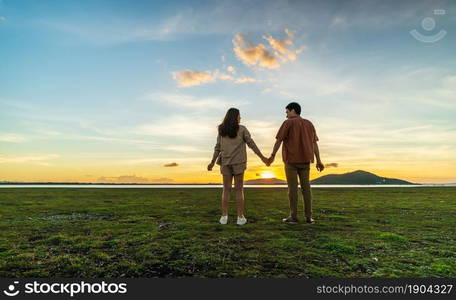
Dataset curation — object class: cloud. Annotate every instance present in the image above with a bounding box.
[315,118,456,171]
[164,162,179,167]
[0,16,5,22]
[145,92,248,110]
[232,30,303,69]
[172,69,258,87]
[151,177,174,183]
[67,134,162,146]
[237,119,282,153]
[326,2,430,31]
[172,31,298,87]
[32,129,62,136]
[234,77,258,84]
[262,29,304,62]
[172,70,216,87]
[135,144,207,153]
[325,163,339,168]
[0,134,26,143]
[163,145,206,152]
[96,175,150,183]
[35,1,440,46]
[143,92,250,114]
[133,115,217,139]
[243,119,281,141]
[116,157,208,165]
[233,34,279,69]
[36,13,186,45]
[0,154,60,164]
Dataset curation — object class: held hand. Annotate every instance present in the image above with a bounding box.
[316,161,325,172]
[261,156,270,166]
[261,155,269,166]
[207,162,214,171]
[268,155,275,166]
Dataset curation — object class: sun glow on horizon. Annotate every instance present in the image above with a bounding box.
[260,171,275,179]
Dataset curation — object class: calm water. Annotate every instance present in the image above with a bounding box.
[1,184,455,188]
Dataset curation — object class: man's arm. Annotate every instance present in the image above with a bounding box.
[269,120,290,165]
[314,141,324,172]
[268,139,282,165]
[271,139,282,157]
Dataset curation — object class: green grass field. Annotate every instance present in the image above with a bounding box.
[0,187,455,278]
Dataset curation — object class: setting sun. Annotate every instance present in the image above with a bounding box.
[260,171,275,179]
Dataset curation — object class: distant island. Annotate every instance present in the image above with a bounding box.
[245,170,415,185]
[244,178,287,185]
[310,170,415,185]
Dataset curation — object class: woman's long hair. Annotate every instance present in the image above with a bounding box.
[218,108,240,138]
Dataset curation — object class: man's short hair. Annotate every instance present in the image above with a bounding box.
[285,102,301,115]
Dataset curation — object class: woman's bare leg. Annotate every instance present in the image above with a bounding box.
[222,175,233,216]
[234,172,245,217]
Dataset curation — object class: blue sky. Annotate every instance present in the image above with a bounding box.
[1,0,455,183]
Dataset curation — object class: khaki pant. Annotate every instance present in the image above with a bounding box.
[284,162,312,219]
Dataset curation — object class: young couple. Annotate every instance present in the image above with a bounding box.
[207,102,325,226]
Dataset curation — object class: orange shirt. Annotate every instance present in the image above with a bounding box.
[275,116,319,163]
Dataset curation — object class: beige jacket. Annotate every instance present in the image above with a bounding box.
[213,125,260,166]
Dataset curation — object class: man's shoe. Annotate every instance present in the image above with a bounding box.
[305,218,315,224]
[282,216,298,224]
[237,216,247,226]
[219,215,228,225]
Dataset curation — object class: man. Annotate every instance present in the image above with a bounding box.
[268,102,324,224]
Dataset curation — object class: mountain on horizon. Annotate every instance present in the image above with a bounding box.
[310,170,415,185]
[244,170,414,185]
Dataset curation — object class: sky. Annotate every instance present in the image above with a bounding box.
[1,0,455,184]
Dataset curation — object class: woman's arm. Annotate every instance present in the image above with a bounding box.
[243,127,268,164]
[207,134,221,171]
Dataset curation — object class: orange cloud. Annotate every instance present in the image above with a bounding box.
[232,34,279,69]
[172,70,215,87]
[164,162,179,167]
[215,71,234,81]
[173,30,301,87]
[325,163,339,168]
[172,69,257,87]
[263,29,299,62]
[233,30,303,69]
[234,77,258,84]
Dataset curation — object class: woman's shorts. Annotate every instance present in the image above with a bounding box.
[220,163,246,176]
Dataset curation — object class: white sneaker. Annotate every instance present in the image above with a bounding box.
[237,216,247,226]
[219,215,228,225]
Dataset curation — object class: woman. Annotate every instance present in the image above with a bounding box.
[207,108,268,225]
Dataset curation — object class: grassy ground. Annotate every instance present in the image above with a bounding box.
[0,187,455,278]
